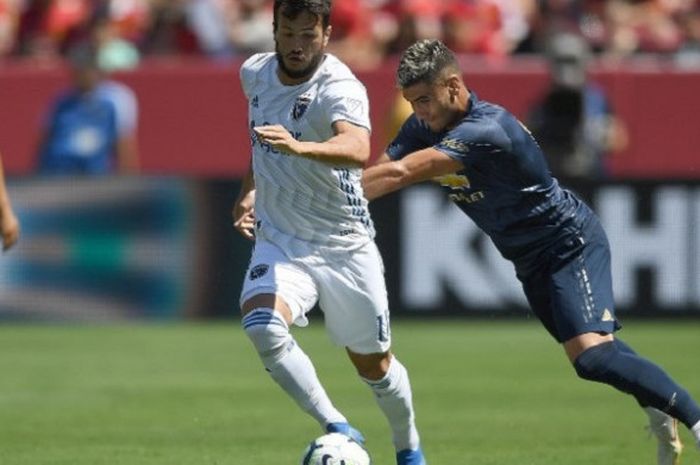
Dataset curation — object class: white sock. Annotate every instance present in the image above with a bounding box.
[363,356,420,451]
[244,309,346,428]
[691,420,700,448]
[267,339,347,427]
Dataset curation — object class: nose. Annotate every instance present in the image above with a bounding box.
[288,36,304,52]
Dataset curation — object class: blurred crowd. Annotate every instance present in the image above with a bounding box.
[1,0,700,70]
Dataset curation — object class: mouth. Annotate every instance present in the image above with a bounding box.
[286,54,305,65]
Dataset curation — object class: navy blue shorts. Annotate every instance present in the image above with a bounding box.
[517,218,622,343]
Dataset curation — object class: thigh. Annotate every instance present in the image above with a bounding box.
[548,228,621,343]
[521,272,561,341]
[314,242,391,354]
[240,239,318,327]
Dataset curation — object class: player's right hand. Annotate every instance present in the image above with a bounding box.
[234,207,256,241]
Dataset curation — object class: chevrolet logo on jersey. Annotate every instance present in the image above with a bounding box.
[292,94,313,120]
[439,138,470,154]
[433,174,470,189]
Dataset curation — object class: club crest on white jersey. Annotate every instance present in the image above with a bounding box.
[292,92,313,120]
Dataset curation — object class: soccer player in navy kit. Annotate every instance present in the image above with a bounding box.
[362,39,700,465]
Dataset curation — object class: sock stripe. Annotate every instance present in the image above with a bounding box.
[242,310,288,330]
[242,313,276,325]
[365,377,391,390]
[243,319,286,330]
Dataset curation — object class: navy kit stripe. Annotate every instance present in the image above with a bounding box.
[333,168,373,230]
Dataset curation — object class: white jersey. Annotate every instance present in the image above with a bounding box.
[239,53,375,256]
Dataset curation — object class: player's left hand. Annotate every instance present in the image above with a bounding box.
[254,125,304,156]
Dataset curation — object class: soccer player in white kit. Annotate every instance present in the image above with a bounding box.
[233,2,426,464]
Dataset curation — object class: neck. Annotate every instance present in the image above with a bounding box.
[276,54,325,86]
[277,69,311,86]
[441,88,471,132]
[461,88,471,111]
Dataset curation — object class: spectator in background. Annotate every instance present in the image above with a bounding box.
[492,0,537,54]
[0,151,19,251]
[384,0,444,55]
[184,0,235,58]
[140,0,200,56]
[36,43,139,174]
[442,1,506,56]
[92,16,140,71]
[528,32,627,181]
[0,0,19,56]
[227,0,274,55]
[325,0,382,69]
[4,0,700,64]
[106,0,150,45]
[675,6,700,67]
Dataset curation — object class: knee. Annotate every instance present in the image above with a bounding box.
[348,351,391,381]
[242,309,291,359]
[573,341,617,381]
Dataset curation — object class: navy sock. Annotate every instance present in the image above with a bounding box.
[574,341,700,429]
[612,338,636,356]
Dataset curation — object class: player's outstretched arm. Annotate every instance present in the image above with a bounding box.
[0,153,19,251]
[370,153,392,166]
[254,121,369,166]
[232,167,256,241]
[362,147,462,201]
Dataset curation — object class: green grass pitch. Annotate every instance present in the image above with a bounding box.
[0,319,698,464]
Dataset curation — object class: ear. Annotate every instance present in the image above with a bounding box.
[446,74,461,97]
[322,25,332,47]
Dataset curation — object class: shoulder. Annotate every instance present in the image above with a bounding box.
[453,98,519,150]
[240,52,275,73]
[316,54,366,96]
[319,54,357,79]
[97,80,134,95]
[239,53,275,85]
[96,81,137,103]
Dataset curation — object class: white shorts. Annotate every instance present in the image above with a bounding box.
[240,238,391,354]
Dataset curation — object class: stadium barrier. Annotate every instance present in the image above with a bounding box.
[1,58,699,178]
[1,177,698,321]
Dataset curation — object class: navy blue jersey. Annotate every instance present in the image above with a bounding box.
[387,92,597,273]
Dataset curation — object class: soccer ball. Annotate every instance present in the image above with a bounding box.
[300,433,371,465]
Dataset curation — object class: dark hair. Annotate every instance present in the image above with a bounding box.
[397,39,459,88]
[273,0,332,32]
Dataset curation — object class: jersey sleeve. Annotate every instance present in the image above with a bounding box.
[239,53,268,99]
[435,119,511,162]
[103,83,138,137]
[319,79,371,132]
[386,114,430,160]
